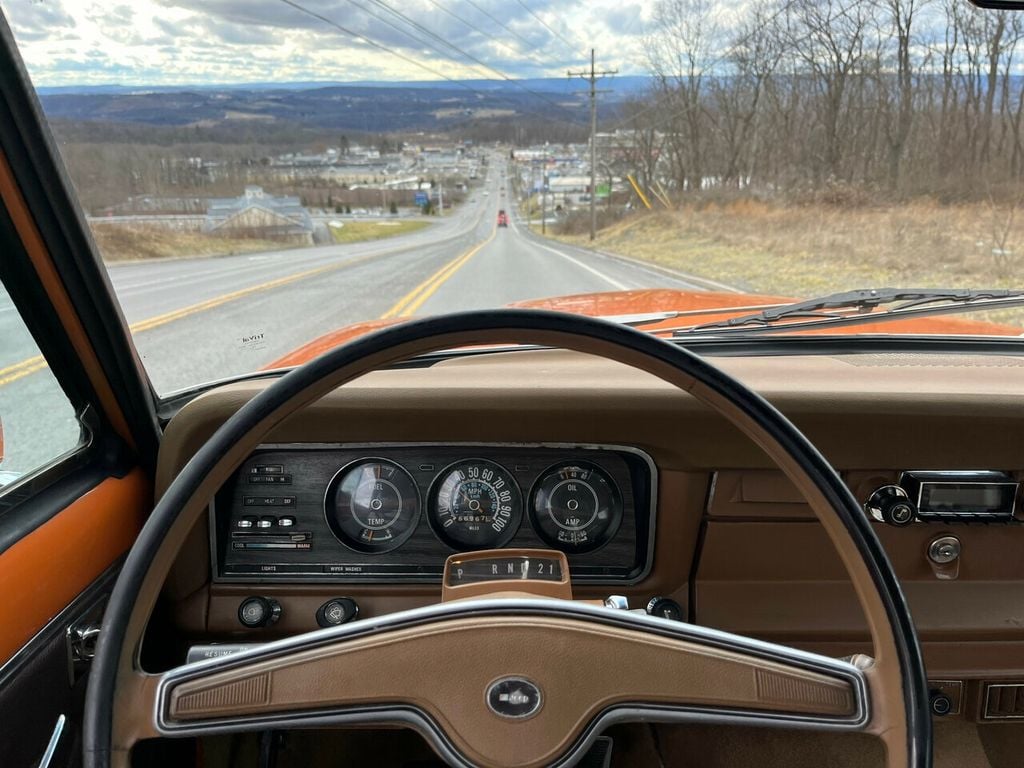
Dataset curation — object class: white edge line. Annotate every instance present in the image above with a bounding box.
[509,213,631,291]
[534,240,631,291]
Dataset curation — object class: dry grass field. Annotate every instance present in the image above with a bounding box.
[91,224,294,262]
[551,199,1024,330]
[558,200,1024,298]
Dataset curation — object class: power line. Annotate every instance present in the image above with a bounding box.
[277,0,475,86]
[345,0,492,80]
[420,0,552,71]
[459,0,539,54]
[352,0,587,122]
[514,0,585,59]
[276,0,585,128]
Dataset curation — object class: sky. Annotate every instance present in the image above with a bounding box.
[0,0,652,86]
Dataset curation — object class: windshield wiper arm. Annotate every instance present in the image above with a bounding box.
[681,288,1024,334]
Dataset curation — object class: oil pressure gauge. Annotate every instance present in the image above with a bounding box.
[530,463,622,554]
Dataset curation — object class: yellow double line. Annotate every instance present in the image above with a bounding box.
[381,229,495,319]
[0,355,47,387]
[0,228,496,390]
[129,260,348,333]
[0,257,364,389]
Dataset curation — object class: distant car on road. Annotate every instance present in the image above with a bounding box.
[497,210,508,227]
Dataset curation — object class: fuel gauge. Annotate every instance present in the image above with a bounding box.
[325,459,420,554]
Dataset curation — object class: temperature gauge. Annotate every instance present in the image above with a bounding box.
[325,459,420,554]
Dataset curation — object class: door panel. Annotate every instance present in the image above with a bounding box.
[0,563,122,768]
[0,469,149,665]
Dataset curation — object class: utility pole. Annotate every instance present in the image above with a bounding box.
[569,50,617,241]
[541,172,547,235]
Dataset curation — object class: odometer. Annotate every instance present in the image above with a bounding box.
[429,459,522,550]
[530,463,622,553]
[324,459,420,554]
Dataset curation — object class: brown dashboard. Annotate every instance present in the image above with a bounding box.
[158,346,1024,723]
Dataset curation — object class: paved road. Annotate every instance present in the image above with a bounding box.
[0,156,712,476]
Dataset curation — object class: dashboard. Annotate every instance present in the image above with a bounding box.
[156,346,1024,724]
[212,444,654,584]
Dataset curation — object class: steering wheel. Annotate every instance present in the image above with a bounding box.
[83,309,931,768]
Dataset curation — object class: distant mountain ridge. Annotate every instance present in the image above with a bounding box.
[36,76,651,96]
[36,78,651,132]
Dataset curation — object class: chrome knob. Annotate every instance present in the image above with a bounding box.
[928,535,961,565]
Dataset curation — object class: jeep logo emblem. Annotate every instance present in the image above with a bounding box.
[486,677,542,719]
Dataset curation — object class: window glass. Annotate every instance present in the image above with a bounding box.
[0,282,83,487]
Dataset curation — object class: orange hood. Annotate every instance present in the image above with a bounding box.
[267,289,1022,369]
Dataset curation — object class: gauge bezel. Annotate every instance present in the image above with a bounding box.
[324,457,422,554]
[427,458,523,551]
[528,460,624,554]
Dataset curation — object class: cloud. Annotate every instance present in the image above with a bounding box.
[1,0,652,86]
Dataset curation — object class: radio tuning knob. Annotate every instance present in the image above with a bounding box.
[646,597,684,621]
[865,485,916,526]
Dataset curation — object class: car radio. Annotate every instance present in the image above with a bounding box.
[865,470,1019,525]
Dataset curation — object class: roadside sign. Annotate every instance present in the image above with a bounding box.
[414,191,428,205]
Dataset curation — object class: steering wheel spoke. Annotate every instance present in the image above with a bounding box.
[145,601,869,767]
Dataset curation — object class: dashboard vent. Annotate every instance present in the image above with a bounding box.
[984,683,1024,719]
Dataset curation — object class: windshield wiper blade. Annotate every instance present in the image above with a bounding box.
[679,288,1024,335]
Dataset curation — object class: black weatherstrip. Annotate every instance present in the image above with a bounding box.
[0,14,160,470]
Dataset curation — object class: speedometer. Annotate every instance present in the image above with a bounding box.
[428,459,522,550]
[529,463,622,553]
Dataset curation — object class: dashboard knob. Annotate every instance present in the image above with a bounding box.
[316,597,360,628]
[865,485,916,526]
[237,596,281,628]
[929,690,953,717]
[646,597,684,621]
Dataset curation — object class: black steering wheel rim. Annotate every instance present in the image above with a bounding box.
[84,308,931,768]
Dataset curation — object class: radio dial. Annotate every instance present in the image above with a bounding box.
[865,485,916,526]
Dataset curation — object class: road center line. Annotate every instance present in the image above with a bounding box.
[0,251,382,389]
[380,227,496,319]
[2,208,492,389]
[399,231,495,318]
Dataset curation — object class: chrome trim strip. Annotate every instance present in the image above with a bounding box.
[210,442,658,586]
[154,598,868,766]
[37,714,66,768]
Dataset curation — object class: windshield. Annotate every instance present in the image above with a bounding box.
[3,0,1024,395]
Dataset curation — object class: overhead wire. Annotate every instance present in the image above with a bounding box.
[512,0,587,59]
[458,0,541,54]
[420,0,554,71]
[358,0,585,120]
[275,0,587,128]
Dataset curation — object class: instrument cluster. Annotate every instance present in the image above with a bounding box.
[213,444,654,584]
